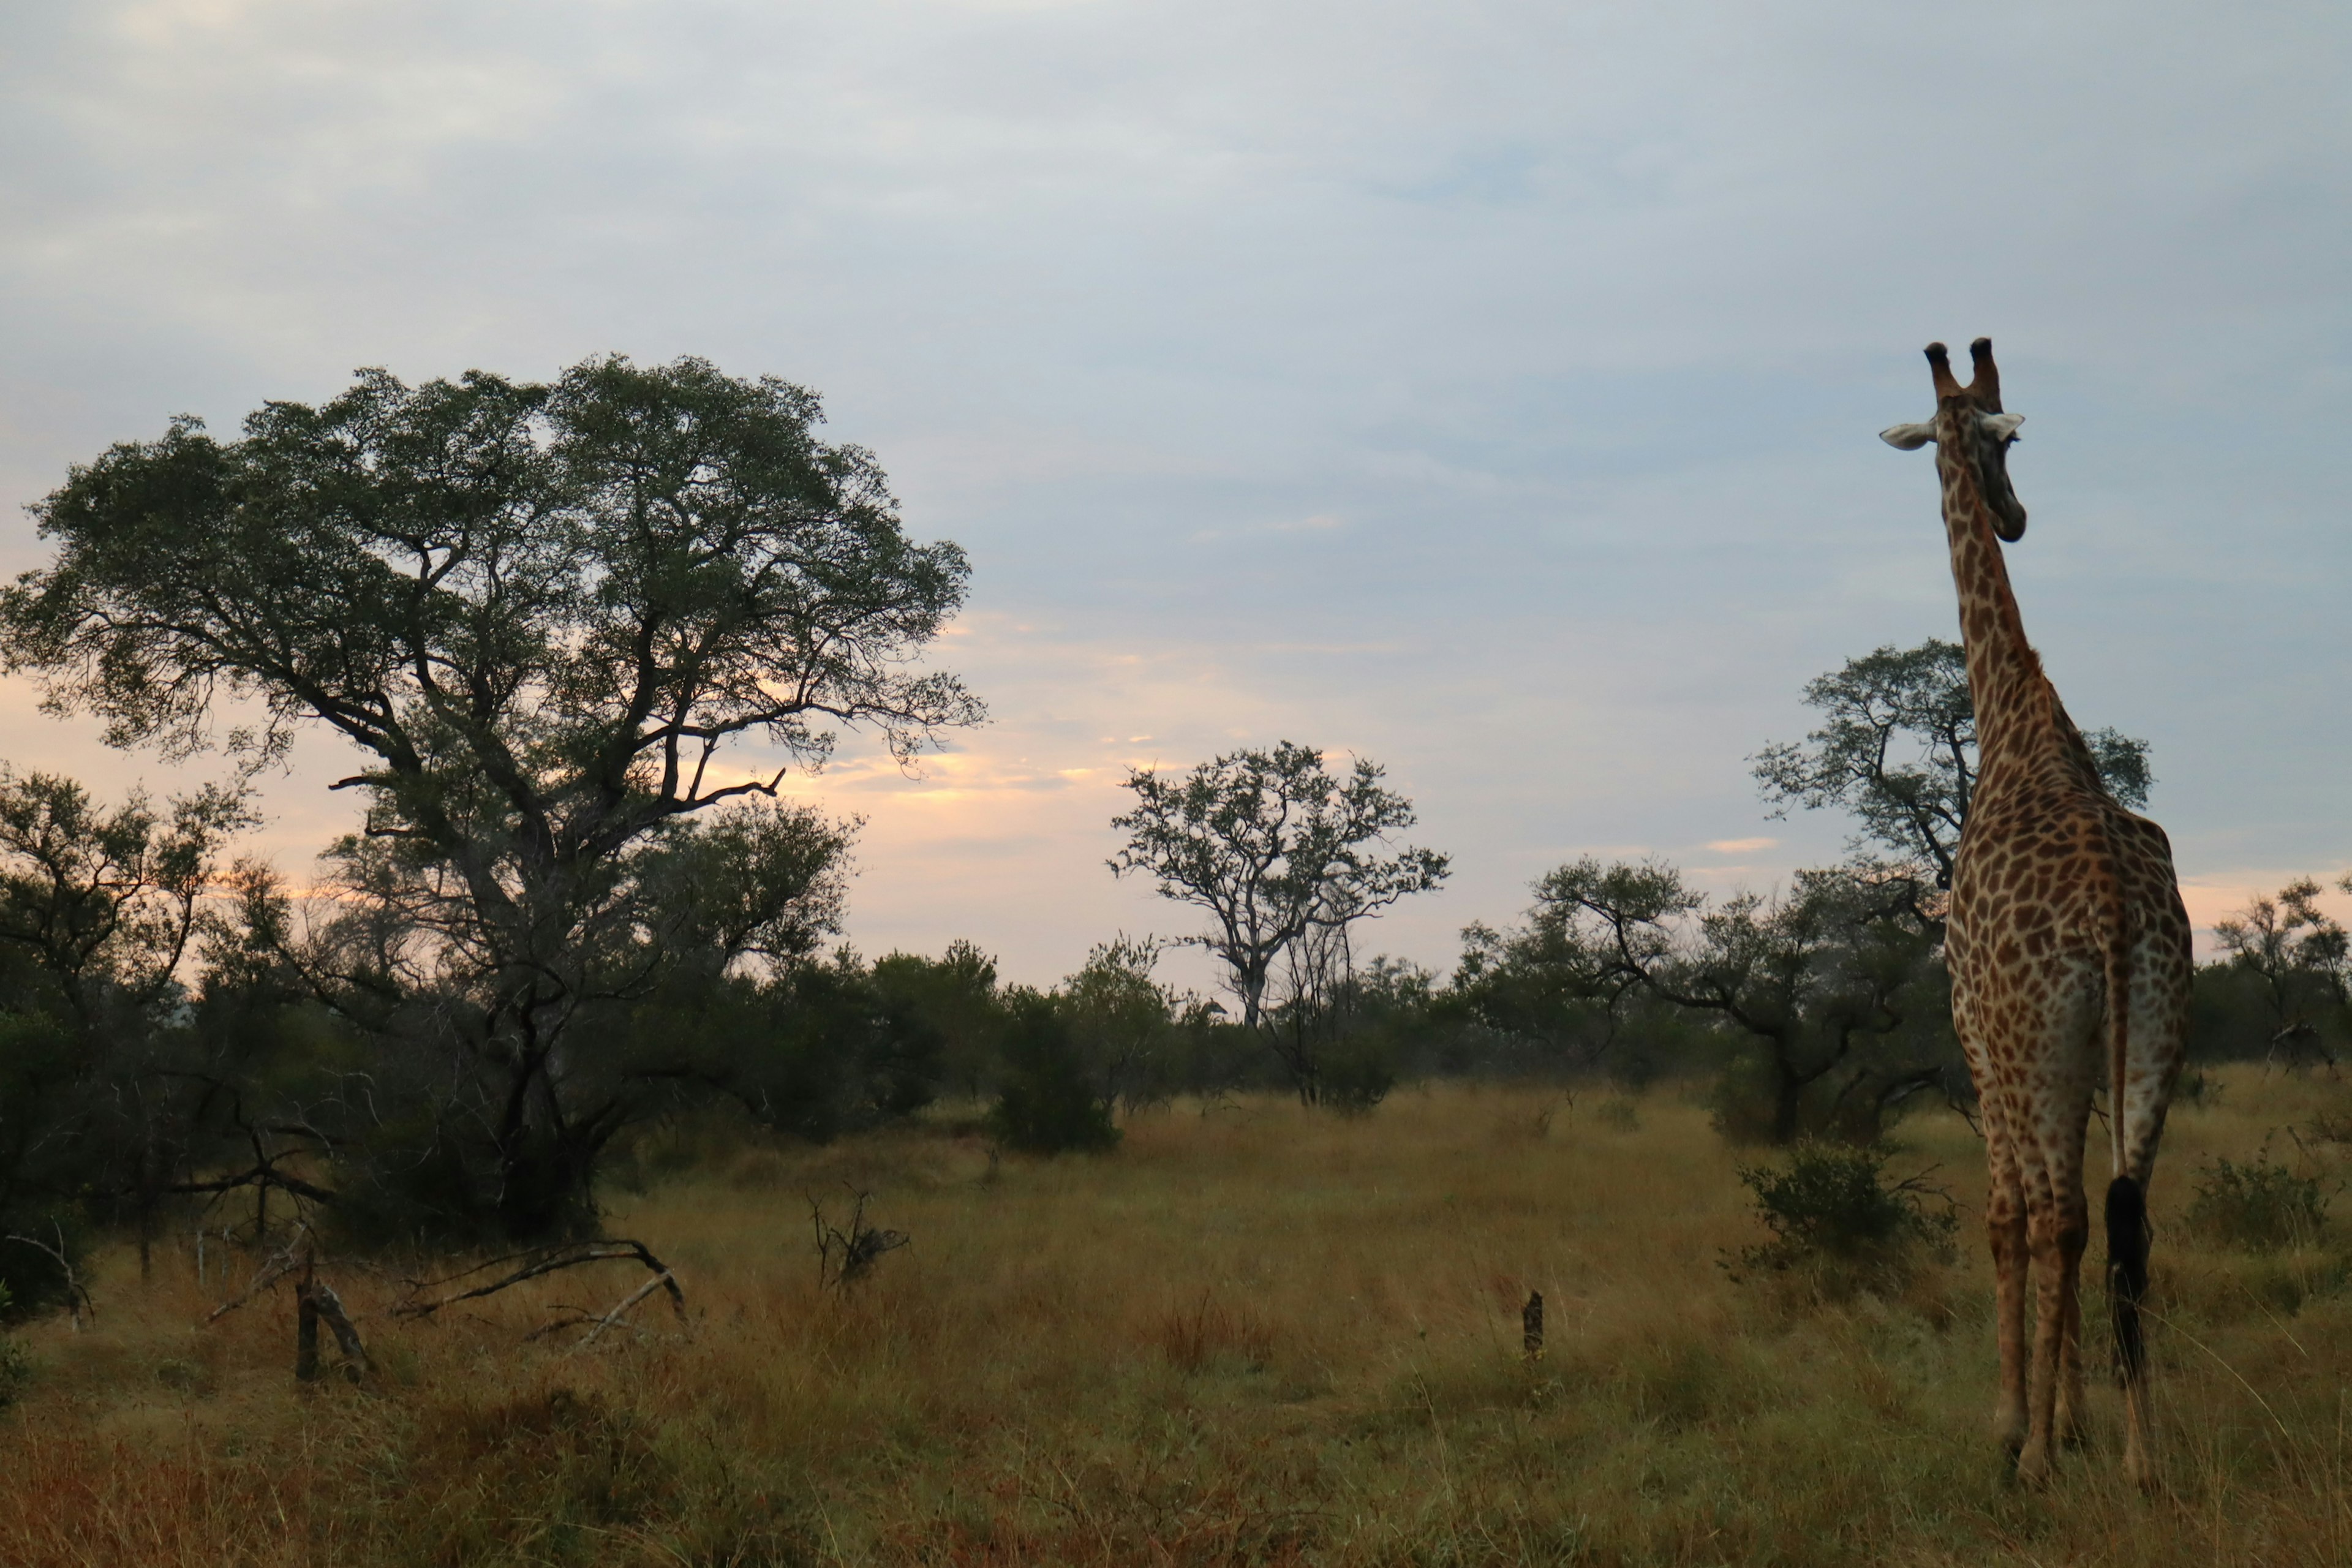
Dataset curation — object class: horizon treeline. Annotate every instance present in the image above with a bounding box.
[0,356,2338,1312]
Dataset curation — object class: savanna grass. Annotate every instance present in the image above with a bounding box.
[6,1069,2352,1564]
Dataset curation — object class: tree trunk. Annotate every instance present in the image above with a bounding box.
[1770,1054,1806,1144]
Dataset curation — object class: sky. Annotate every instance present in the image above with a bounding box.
[1,0,2347,991]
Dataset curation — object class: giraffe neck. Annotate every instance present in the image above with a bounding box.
[1934,432,2103,800]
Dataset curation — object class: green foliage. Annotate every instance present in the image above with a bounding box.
[2187,1154,2328,1252]
[767,949,948,1128]
[1593,1096,1642,1132]
[0,1320,29,1410]
[988,992,1121,1155]
[0,769,260,1245]
[1452,919,1638,1074]
[1732,1142,1956,1291]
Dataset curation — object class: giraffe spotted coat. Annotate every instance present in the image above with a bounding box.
[1883,338,2191,1490]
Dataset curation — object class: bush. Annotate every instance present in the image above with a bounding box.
[0,1286,28,1408]
[0,1212,88,1323]
[2187,1154,2327,1251]
[1730,1142,1956,1292]
[1317,1032,1397,1115]
[987,993,1121,1155]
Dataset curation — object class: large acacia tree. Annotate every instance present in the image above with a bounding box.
[1,355,981,1238]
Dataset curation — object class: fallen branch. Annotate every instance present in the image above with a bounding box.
[3,1226,93,1330]
[568,1270,680,1354]
[208,1223,312,1323]
[394,1239,686,1327]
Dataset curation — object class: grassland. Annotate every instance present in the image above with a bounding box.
[7,1068,2352,1566]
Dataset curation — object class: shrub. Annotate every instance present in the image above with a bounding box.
[987,992,1121,1155]
[0,1335,26,1409]
[0,1212,88,1323]
[1317,1032,1397,1115]
[2187,1154,2327,1251]
[0,1286,28,1408]
[1730,1142,1956,1292]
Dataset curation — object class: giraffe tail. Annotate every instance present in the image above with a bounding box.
[2100,899,2150,1386]
[2107,1171,2149,1385]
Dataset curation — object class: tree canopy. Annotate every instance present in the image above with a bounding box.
[1109,741,1448,1035]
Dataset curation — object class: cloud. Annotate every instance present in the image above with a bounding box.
[0,0,2346,983]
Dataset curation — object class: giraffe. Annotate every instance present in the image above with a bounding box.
[1880,339,2192,1489]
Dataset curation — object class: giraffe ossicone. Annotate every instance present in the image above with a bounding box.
[1883,337,2191,1491]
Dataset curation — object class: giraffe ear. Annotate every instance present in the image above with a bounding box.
[1979,412,2025,442]
[1879,422,1937,450]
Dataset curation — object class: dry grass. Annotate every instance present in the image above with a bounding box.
[9,1069,2352,1565]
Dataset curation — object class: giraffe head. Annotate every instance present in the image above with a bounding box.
[1879,337,2029,541]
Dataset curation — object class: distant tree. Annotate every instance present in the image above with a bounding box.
[2214,877,2351,1069]
[1109,742,1447,1102]
[1259,896,1403,1109]
[987,990,1121,1155]
[2,355,981,1241]
[1752,640,2152,891]
[754,946,949,1134]
[1057,936,1179,1112]
[871,941,1005,1104]
[0,771,251,1026]
[1455,917,1651,1075]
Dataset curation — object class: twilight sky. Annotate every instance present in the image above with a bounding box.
[2,0,2347,990]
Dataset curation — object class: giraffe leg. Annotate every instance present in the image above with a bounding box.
[2054,1095,2092,1449]
[2016,1183,2089,1488]
[1984,1133,2029,1455]
[2116,947,2187,1494]
[2054,1265,2087,1449]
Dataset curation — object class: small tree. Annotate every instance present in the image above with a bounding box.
[1505,858,1950,1143]
[1753,639,2151,893]
[1058,937,1178,1112]
[2214,878,2351,1069]
[1732,1143,1958,1293]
